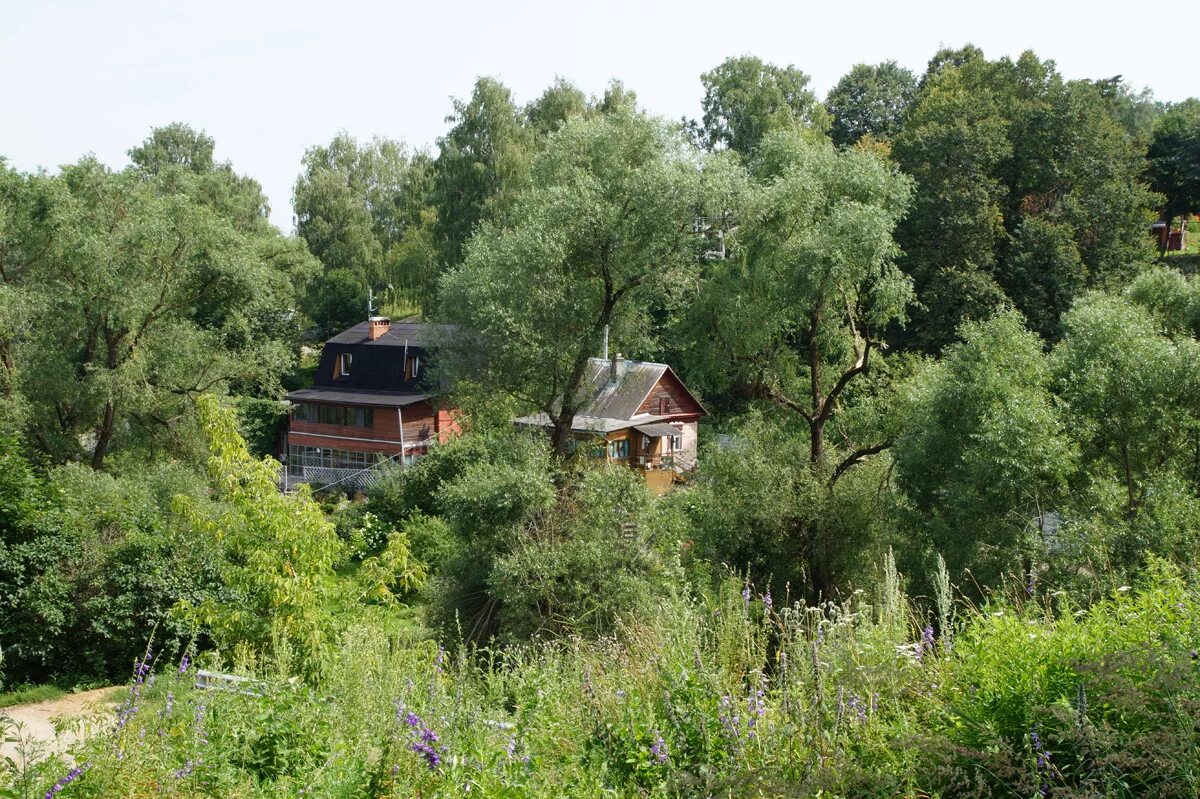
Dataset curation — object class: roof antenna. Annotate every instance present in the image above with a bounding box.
[602,325,609,360]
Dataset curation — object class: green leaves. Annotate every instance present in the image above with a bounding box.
[695,56,828,156]
[894,310,1076,584]
[437,110,705,453]
[3,130,314,469]
[177,395,343,678]
[825,61,917,147]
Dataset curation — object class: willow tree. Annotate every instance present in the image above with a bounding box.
[4,140,313,469]
[691,130,912,469]
[685,130,913,597]
[436,110,709,457]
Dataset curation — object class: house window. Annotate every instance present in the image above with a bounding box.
[669,434,682,452]
[658,396,670,414]
[339,352,352,377]
[406,355,420,380]
[301,404,373,428]
[608,439,629,459]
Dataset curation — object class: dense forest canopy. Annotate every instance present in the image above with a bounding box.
[2,42,1200,798]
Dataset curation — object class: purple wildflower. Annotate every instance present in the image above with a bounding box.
[742,582,751,609]
[761,590,773,612]
[173,760,196,779]
[650,730,668,764]
[922,625,936,653]
[1031,723,1055,796]
[410,740,442,769]
[178,654,190,674]
[43,762,89,798]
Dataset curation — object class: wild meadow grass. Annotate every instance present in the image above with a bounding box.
[6,559,1199,799]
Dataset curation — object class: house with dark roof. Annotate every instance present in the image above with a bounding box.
[513,353,706,494]
[283,316,458,490]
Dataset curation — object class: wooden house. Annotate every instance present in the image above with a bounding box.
[512,353,706,494]
[283,317,458,490]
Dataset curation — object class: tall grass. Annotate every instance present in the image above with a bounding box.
[7,560,1199,798]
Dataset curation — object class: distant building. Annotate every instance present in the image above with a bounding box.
[513,353,706,494]
[283,317,458,491]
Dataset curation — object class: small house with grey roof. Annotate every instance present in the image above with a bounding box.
[512,353,706,494]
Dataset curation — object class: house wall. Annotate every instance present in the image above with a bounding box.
[288,401,440,455]
[676,421,699,470]
[636,371,705,417]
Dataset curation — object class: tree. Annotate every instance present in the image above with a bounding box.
[437,110,705,457]
[894,49,1157,350]
[129,123,275,235]
[524,77,588,141]
[3,133,315,468]
[431,77,534,268]
[1052,283,1200,524]
[1091,78,1163,143]
[825,61,917,147]
[694,55,827,156]
[893,310,1076,586]
[176,395,343,677]
[688,130,913,470]
[683,130,914,596]
[128,122,217,174]
[1148,99,1200,230]
[293,133,436,303]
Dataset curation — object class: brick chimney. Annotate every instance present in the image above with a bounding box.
[367,316,391,341]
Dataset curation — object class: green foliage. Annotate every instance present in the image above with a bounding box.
[825,61,917,147]
[0,447,218,684]
[1051,286,1200,535]
[894,49,1158,350]
[437,109,707,455]
[894,310,1076,587]
[176,395,343,677]
[1148,98,1200,223]
[694,55,828,155]
[491,467,687,643]
[293,133,437,307]
[303,267,365,337]
[30,560,1200,798]
[234,396,287,459]
[2,129,315,469]
[431,77,534,268]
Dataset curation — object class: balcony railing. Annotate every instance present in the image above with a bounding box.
[632,454,675,470]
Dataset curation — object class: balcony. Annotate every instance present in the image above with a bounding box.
[632,454,675,470]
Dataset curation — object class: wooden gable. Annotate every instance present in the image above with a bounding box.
[636,369,705,418]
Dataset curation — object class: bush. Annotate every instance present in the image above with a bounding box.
[490,467,688,643]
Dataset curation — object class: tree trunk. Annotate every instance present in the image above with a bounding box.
[92,400,115,470]
[551,411,576,460]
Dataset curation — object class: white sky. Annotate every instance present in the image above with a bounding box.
[2,0,1192,232]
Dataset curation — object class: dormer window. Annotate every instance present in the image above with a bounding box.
[406,355,420,380]
[339,352,352,377]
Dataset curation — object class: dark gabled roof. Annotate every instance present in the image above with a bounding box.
[573,358,667,420]
[511,357,705,434]
[325,321,455,348]
[286,388,432,407]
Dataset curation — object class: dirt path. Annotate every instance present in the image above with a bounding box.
[0,688,119,765]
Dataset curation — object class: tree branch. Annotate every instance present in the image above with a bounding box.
[829,440,891,487]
